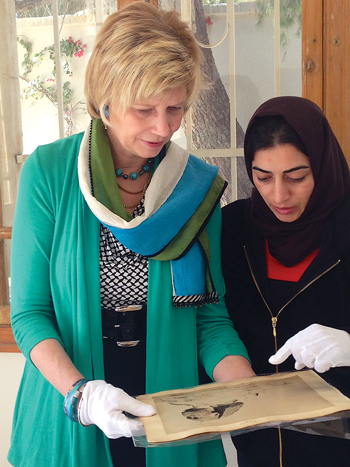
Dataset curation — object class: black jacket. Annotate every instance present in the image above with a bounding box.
[221,194,350,467]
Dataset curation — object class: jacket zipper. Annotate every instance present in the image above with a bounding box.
[243,246,340,467]
[243,246,341,352]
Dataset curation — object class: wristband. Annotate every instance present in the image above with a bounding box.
[63,378,89,423]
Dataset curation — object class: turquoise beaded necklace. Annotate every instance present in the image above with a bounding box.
[115,159,152,180]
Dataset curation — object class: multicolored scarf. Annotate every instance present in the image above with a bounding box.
[78,119,227,307]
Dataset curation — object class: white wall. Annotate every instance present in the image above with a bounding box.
[0,353,25,467]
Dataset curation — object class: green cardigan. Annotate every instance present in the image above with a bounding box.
[8,131,249,467]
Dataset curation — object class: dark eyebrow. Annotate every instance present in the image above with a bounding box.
[252,165,310,174]
[283,165,310,174]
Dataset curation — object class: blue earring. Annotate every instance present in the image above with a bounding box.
[104,105,110,118]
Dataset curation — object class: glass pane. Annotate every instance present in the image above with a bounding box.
[236,0,302,201]
[159,0,181,12]
[16,0,108,154]
[191,2,232,151]
[279,1,302,97]
[177,0,302,205]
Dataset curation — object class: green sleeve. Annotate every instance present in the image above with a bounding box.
[197,204,250,379]
[11,146,64,361]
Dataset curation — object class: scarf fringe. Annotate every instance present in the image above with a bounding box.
[173,291,219,308]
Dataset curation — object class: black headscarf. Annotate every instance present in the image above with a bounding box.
[244,96,350,267]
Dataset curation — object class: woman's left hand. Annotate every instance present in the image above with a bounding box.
[269,324,350,373]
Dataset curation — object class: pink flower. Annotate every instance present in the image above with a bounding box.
[205,17,213,26]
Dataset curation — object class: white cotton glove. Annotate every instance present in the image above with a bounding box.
[269,324,350,373]
[78,380,156,439]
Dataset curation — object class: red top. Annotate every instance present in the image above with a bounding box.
[266,239,319,282]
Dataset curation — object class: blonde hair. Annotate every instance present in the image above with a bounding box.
[85,2,204,126]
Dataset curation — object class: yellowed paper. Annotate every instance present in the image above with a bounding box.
[137,371,350,444]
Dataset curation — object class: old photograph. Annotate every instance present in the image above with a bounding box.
[137,371,350,444]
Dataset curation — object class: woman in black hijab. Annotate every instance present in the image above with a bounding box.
[221,96,350,467]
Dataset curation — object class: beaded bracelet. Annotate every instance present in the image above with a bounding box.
[63,378,89,423]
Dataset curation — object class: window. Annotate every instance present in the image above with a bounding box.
[1,0,349,351]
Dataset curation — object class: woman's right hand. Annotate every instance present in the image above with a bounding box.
[269,324,350,373]
[78,380,156,439]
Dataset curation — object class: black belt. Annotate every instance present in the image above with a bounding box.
[102,304,147,347]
